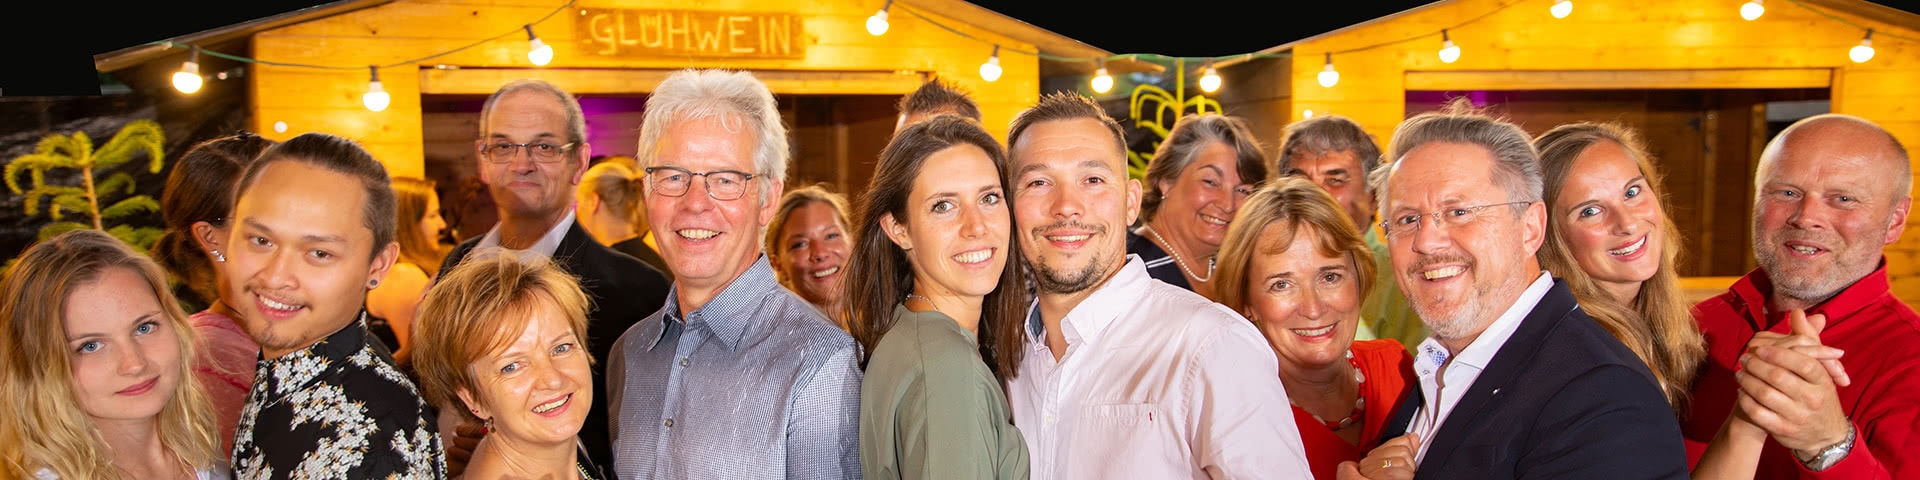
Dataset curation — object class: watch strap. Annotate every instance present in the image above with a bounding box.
[1798,423,1857,472]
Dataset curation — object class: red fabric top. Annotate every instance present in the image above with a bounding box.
[191,310,260,456]
[1684,260,1920,480]
[1292,339,1416,480]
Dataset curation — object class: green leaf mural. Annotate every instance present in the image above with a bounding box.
[6,119,169,252]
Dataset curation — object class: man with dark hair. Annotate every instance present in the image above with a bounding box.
[437,78,670,474]
[1004,92,1310,478]
[895,78,983,132]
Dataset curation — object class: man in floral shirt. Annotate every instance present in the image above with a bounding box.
[222,132,445,479]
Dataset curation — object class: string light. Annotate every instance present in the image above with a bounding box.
[1438,29,1461,63]
[1551,0,1573,18]
[525,25,553,66]
[867,0,891,36]
[1198,60,1221,93]
[979,45,1003,82]
[1740,0,1765,21]
[1850,29,1875,63]
[1303,109,1315,118]
[1091,58,1113,93]
[172,46,203,94]
[363,66,390,112]
[1317,53,1340,88]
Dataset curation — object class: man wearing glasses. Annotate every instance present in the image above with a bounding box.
[436,78,671,476]
[1344,105,1686,479]
[608,69,862,480]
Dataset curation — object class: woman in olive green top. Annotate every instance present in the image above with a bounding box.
[844,114,1032,479]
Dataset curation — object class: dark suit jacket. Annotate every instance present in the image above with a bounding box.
[439,219,670,476]
[1381,278,1687,480]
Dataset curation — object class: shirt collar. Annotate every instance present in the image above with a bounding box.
[1730,257,1891,331]
[478,209,578,258]
[1413,271,1554,375]
[643,255,780,351]
[1026,254,1151,345]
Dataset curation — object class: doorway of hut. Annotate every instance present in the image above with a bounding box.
[420,93,900,246]
[1405,88,1831,303]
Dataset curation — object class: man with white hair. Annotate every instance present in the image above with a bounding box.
[608,69,862,479]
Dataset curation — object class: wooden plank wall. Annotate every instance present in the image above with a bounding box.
[1287,0,1920,300]
[249,0,1042,179]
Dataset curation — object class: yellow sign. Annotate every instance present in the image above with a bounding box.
[577,8,805,59]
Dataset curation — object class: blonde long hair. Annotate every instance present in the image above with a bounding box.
[1534,122,1705,415]
[1,229,218,478]
[392,176,447,272]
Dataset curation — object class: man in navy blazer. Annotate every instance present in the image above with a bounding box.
[1339,104,1687,479]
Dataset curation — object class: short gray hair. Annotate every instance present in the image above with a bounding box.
[481,79,588,164]
[635,69,791,203]
[1279,115,1383,193]
[1375,102,1542,213]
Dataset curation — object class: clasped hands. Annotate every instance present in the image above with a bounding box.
[1733,309,1854,461]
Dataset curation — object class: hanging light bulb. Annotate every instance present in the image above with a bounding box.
[1438,30,1462,64]
[1850,30,1875,63]
[979,45,1003,82]
[1740,0,1765,21]
[867,0,892,36]
[172,46,204,94]
[1317,53,1340,88]
[363,66,390,112]
[1091,58,1114,94]
[525,25,554,66]
[1303,109,1315,119]
[1198,60,1222,93]
[1551,0,1573,18]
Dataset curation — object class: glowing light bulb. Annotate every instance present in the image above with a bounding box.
[1438,30,1461,64]
[363,67,390,112]
[1740,0,1764,21]
[172,47,203,94]
[1850,30,1875,63]
[866,2,890,36]
[1091,64,1113,94]
[1199,63,1221,93]
[1317,53,1340,88]
[979,46,1002,82]
[1551,0,1572,18]
[1303,109,1315,118]
[525,25,553,66]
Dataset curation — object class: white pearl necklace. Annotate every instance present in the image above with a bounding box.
[1141,225,1214,282]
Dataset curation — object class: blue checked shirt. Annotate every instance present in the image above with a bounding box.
[608,256,863,479]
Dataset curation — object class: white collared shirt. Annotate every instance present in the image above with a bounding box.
[1408,271,1555,464]
[477,209,577,258]
[1007,255,1312,480]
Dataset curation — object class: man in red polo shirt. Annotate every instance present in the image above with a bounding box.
[1686,114,1919,479]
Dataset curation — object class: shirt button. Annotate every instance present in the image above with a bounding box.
[664,418,674,428]
[680,357,690,367]
[1044,415,1056,425]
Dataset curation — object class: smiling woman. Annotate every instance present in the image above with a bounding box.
[1131,113,1269,301]
[766,185,854,323]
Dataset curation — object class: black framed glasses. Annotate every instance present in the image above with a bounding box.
[1381,201,1532,238]
[483,142,577,163]
[643,166,759,201]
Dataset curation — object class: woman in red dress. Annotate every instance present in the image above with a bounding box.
[1214,176,1416,479]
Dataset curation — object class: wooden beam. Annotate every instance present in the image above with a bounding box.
[418,68,929,96]
[1405,69,1834,91]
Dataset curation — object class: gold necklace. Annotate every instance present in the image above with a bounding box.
[1141,225,1214,282]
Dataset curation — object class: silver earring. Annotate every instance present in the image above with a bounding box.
[211,249,226,263]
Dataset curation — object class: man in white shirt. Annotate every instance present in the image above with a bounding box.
[1344,106,1685,479]
[1003,91,1312,479]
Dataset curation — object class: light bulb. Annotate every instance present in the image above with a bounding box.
[1551,0,1572,18]
[1091,66,1113,94]
[1850,30,1875,63]
[1740,0,1764,21]
[1303,109,1315,118]
[980,46,1002,82]
[1438,30,1461,64]
[172,47,203,94]
[866,8,889,36]
[1199,63,1221,93]
[1317,53,1340,88]
[363,66,390,112]
[525,25,553,66]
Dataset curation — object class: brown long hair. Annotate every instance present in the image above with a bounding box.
[1534,122,1704,415]
[843,114,1029,380]
[151,132,276,310]
[1,229,217,478]
[391,177,447,272]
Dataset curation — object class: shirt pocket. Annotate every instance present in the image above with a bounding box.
[1071,403,1183,476]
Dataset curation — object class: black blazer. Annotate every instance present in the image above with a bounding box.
[1381,278,1687,480]
[439,219,671,476]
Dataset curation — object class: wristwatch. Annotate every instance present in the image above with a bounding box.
[1796,423,1856,472]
